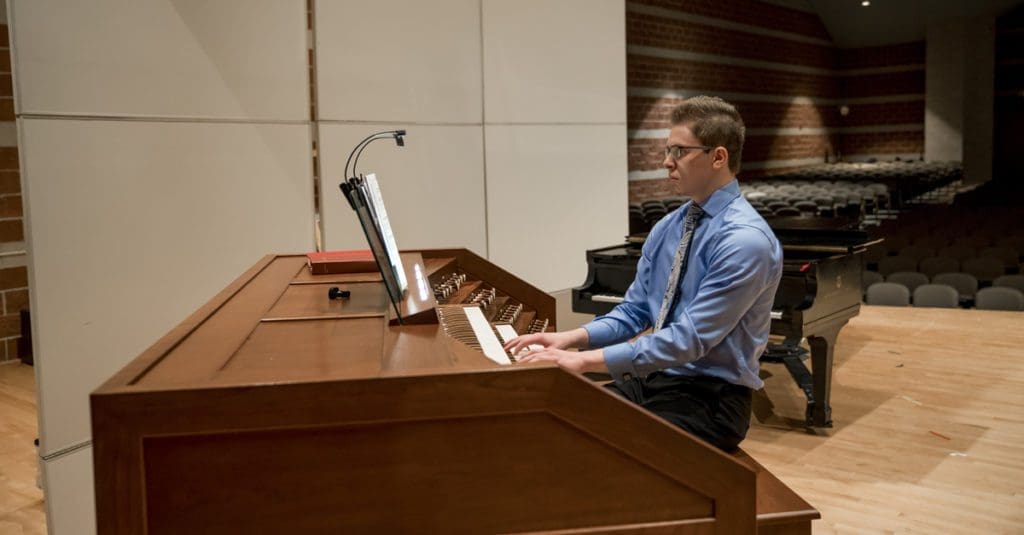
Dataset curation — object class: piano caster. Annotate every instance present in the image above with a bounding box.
[807,405,832,428]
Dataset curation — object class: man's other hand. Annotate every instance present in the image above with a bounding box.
[502,328,588,355]
[515,348,607,374]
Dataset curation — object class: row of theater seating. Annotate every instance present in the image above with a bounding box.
[767,161,961,187]
[630,161,964,234]
[865,282,1024,311]
[630,178,890,232]
[863,271,1024,303]
[740,180,889,218]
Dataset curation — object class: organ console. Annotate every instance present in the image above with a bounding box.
[92,249,817,533]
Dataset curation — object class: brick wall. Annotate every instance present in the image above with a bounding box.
[625,0,928,203]
[836,41,925,162]
[0,22,27,364]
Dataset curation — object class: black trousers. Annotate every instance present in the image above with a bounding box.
[604,372,752,452]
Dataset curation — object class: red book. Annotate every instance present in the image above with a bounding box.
[307,249,377,275]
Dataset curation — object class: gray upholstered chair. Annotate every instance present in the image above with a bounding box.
[878,256,917,277]
[886,271,929,293]
[862,270,884,296]
[932,272,979,301]
[912,284,960,308]
[918,256,959,279]
[975,287,1024,311]
[994,274,1024,294]
[962,257,1005,284]
[866,282,910,307]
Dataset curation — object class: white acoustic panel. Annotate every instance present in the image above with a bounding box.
[10,0,309,120]
[485,125,627,292]
[41,448,96,535]
[482,0,626,124]
[319,124,486,256]
[315,0,482,123]
[21,119,314,454]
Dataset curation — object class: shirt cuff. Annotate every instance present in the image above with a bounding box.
[602,342,639,383]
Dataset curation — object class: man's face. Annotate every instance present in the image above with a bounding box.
[663,124,713,197]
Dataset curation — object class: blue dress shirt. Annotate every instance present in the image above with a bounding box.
[583,179,782,390]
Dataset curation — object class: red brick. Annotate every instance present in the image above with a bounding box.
[633,0,831,40]
[839,41,925,69]
[0,220,21,242]
[0,171,19,195]
[0,98,13,121]
[628,54,840,98]
[0,314,19,338]
[0,147,18,170]
[4,288,27,313]
[842,70,924,98]
[0,195,21,218]
[628,11,836,70]
[0,267,27,290]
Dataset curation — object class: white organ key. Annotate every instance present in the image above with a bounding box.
[463,306,511,365]
[495,324,544,354]
[495,324,519,344]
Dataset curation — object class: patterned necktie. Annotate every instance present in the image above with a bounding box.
[654,204,705,331]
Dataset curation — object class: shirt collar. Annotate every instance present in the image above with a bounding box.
[692,179,740,218]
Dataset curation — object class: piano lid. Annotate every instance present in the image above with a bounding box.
[626,217,878,253]
[765,216,880,254]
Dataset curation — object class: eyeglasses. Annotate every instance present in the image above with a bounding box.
[665,144,713,160]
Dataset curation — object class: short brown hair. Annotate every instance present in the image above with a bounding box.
[671,96,745,174]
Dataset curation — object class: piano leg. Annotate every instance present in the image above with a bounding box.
[805,323,845,428]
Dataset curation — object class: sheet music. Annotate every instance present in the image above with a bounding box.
[363,173,407,293]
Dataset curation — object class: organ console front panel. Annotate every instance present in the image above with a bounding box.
[91,250,816,534]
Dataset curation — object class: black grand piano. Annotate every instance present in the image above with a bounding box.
[573,217,879,428]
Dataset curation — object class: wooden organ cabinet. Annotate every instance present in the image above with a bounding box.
[91,249,818,534]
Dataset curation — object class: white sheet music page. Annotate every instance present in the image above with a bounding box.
[363,173,408,293]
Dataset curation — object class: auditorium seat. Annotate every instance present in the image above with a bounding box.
[866,282,910,307]
[994,274,1024,294]
[996,236,1024,256]
[899,245,935,262]
[878,256,918,277]
[862,270,883,296]
[938,244,976,262]
[961,257,1006,284]
[886,271,929,293]
[911,235,947,250]
[932,272,979,301]
[975,287,1024,311]
[773,207,801,216]
[912,284,960,308]
[919,256,960,279]
[882,235,908,254]
[979,246,1019,270]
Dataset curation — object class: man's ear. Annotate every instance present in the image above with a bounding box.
[713,147,729,170]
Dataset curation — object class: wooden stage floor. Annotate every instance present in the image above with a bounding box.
[1,305,1021,533]
[746,305,1024,534]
